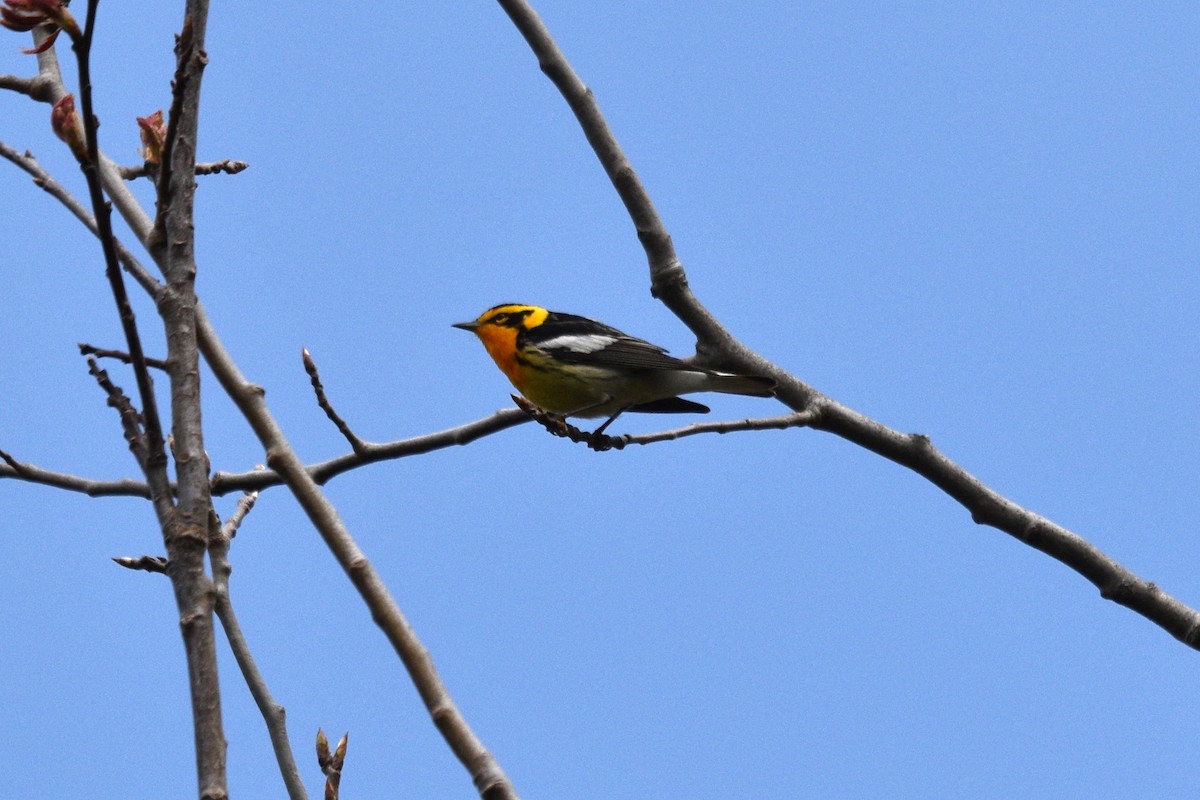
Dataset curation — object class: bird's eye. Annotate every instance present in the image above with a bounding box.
[492,313,509,325]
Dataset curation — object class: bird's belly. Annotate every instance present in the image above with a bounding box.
[517,365,622,417]
[517,366,704,418]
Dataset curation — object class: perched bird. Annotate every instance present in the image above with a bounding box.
[454,303,775,433]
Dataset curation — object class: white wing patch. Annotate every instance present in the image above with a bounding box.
[537,334,617,353]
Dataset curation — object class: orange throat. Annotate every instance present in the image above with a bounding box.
[474,326,525,388]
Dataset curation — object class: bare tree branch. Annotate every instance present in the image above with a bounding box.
[20,12,522,789]
[27,3,229,795]
[117,158,247,180]
[148,8,230,796]
[219,489,258,539]
[195,308,522,798]
[2,399,808,499]
[108,480,307,799]
[0,448,23,471]
[613,411,815,448]
[0,141,165,297]
[0,71,54,99]
[0,451,153,497]
[79,343,170,371]
[16,19,202,254]
[59,10,173,512]
[28,20,67,102]
[811,413,1200,647]
[194,158,246,176]
[86,357,149,467]
[302,348,368,454]
[495,0,1200,652]
[208,491,310,800]
[0,449,32,479]
[0,409,530,499]
[0,72,32,92]
[208,408,529,494]
[512,395,817,451]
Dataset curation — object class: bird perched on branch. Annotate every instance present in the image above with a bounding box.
[454,303,775,434]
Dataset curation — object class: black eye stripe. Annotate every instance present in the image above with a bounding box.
[490,310,530,327]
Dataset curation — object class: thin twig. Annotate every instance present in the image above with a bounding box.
[147,15,196,252]
[19,23,174,251]
[0,448,25,475]
[79,343,170,371]
[220,490,258,540]
[208,491,309,800]
[0,448,41,491]
[86,357,148,467]
[0,141,164,297]
[112,554,169,573]
[512,396,813,450]
[117,158,247,180]
[617,410,817,447]
[64,4,173,514]
[211,408,531,494]
[0,451,154,497]
[0,409,530,499]
[302,349,368,454]
[195,158,246,176]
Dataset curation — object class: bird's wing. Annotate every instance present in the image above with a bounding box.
[527,314,696,372]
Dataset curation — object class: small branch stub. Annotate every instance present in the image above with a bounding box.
[118,158,248,181]
[113,554,169,574]
[303,348,368,454]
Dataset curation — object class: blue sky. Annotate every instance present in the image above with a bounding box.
[2,3,1198,797]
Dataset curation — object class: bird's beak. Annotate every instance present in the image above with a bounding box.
[452,321,479,331]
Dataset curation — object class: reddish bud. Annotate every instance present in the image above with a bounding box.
[1,0,47,32]
[50,93,87,162]
[1,0,79,46]
[137,110,166,165]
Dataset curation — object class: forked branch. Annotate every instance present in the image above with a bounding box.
[494,0,1200,651]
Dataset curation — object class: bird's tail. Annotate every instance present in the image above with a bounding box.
[709,372,776,398]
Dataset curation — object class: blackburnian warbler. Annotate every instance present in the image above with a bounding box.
[454,304,775,433]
